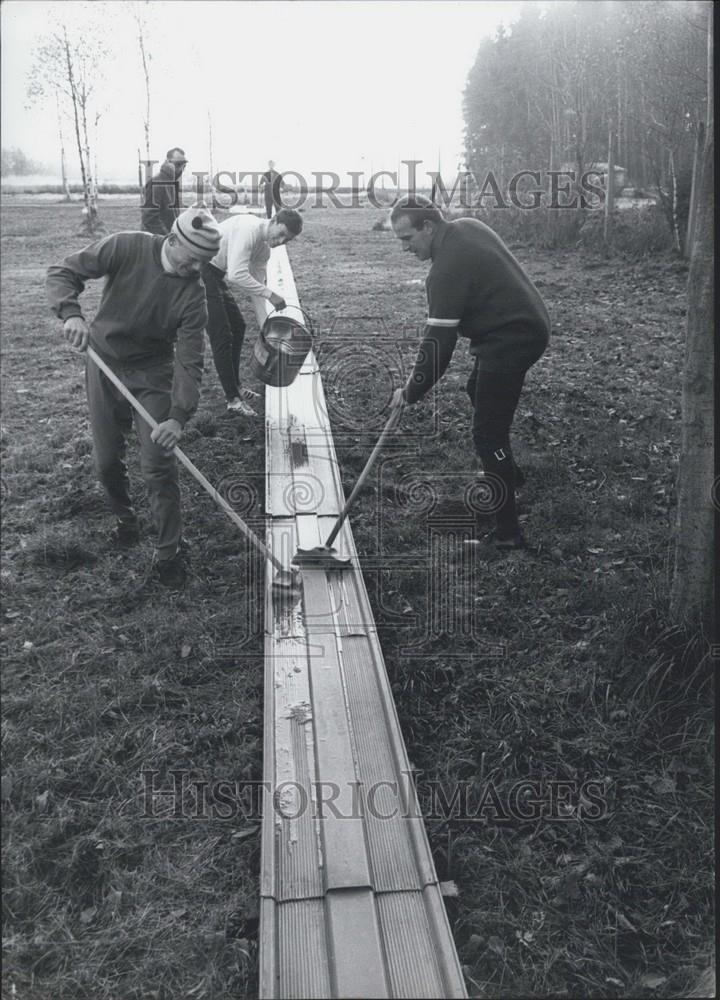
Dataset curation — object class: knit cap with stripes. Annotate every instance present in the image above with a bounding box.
[171,208,221,259]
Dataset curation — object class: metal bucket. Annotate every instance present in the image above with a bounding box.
[250,309,313,388]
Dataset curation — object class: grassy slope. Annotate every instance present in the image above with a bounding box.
[1,199,714,999]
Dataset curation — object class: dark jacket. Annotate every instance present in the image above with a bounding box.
[405,219,551,402]
[47,232,207,425]
[141,162,182,235]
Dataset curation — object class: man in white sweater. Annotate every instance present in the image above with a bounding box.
[203,208,303,414]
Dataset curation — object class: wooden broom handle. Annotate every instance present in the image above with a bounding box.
[86,347,284,573]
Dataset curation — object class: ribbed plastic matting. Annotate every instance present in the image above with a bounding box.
[259,246,467,999]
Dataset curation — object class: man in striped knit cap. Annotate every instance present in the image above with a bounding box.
[46,208,221,589]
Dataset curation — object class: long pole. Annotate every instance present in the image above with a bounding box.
[86,347,284,573]
[323,402,403,550]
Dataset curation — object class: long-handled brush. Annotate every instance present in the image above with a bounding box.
[87,347,299,595]
[292,399,404,569]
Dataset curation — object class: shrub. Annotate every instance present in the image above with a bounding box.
[578,204,673,256]
[448,204,585,249]
[446,202,673,256]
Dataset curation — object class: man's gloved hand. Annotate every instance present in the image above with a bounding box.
[63,317,89,352]
[151,418,183,452]
[269,292,287,311]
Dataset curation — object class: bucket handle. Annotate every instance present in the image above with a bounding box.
[264,302,315,336]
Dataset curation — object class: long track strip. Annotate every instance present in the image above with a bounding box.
[259,243,467,999]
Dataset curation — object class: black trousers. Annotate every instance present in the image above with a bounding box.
[202,264,246,400]
[264,194,281,218]
[466,361,527,540]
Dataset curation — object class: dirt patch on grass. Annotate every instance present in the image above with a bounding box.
[1,200,713,998]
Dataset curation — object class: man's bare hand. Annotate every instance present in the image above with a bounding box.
[151,418,183,451]
[64,317,89,352]
[269,292,287,311]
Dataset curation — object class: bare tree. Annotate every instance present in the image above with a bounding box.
[670,6,714,632]
[54,88,72,202]
[131,1,152,163]
[27,12,108,233]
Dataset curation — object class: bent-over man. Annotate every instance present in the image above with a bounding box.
[391,195,550,550]
[203,208,303,415]
[46,207,222,589]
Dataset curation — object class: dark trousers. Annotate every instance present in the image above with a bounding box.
[264,193,281,218]
[86,358,181,559]
[466,361,527,540]
[203,264,247,400]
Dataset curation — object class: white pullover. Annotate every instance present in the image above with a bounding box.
[211,215,273,300]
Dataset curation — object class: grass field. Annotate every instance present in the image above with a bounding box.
[1,197,713,999]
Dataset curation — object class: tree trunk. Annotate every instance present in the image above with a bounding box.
[685,121,705,258]
[603,123,614,242]
[670,125,714,632]
[137,17,151,160]
[79,91,101,233]
[638,78,648,189]
[55,89,71,202]
[80,98,97,216]
[668,149,681,253]
[207,110,214,209]
[62,27,101,233]
[63,33,89,207]
[671,7,714,632]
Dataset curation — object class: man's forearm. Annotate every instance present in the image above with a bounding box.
[227,272,273,298]
[404,327,458,403]
[169,342,204,425]
[47,266,86,320]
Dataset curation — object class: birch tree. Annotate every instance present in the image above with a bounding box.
[28,11,108,233]
[55,89,72,202]
[130,1,153,164]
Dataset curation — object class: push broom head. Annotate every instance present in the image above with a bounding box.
[292,546,352,569]
[271,567,303,595]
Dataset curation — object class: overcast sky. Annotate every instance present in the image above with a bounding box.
[1,0,533,184]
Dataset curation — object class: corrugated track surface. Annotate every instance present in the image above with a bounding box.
[259,245,467,999]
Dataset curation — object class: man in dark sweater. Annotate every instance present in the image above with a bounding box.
[141,147,187,235]
[391,196,550,550]
[260,160,284,218]
[46,207,221,588]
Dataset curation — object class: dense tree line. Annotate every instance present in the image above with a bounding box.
[463,0,710,250]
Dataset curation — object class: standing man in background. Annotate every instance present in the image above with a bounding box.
[46,208,221,589]
[260,160,284,218]
[203,208,303,415]
[141,147,188,235]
